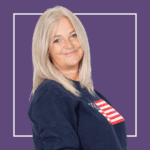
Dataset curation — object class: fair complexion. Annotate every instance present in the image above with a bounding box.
[49,17,84,81]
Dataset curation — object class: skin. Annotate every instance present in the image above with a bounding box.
[48,17,84,81]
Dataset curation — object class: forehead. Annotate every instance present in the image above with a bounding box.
[51,17,75,37]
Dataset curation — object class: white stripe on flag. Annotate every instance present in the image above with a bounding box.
[110,116,124,122]
[108,112,119,117]
[100,105,111,109]
[104,108,115,113]
[94,99,125,125]
[97,101,106,105]
[98,110,103,113]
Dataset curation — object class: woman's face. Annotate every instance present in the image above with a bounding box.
[49,17,84,71]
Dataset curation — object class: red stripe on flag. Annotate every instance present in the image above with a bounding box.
[94,99,104,104]
[101,111,105,114]
[105,110,117,116]
[105,115,109,119]
[98,103,108,107]
[102,106,112,111]
[109,114,121,120]
[93,99,125,125]
[108,120,112,124]
[111,118,125,125]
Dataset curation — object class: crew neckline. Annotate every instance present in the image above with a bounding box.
[44,78,80,85]
[70,78,80,84]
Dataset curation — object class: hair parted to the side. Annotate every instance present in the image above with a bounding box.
[29,5,96,101]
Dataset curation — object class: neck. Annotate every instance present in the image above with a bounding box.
[54,65,79,81]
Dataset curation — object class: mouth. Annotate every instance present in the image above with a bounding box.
[65,50,76,55]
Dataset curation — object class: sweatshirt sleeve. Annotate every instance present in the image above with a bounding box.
[32,90,80,150]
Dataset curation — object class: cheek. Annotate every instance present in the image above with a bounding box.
[76,38,82,47]
[50,49,59,60]
[51,44,62,55]
[76,49,83,61]
[52,44,62,51]
[79,48,84,57]
[72,39,80,47]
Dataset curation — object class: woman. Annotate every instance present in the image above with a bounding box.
[28,6,128,150]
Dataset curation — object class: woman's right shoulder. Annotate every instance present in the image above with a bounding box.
[33,79,62,103]
[33,79,62,102]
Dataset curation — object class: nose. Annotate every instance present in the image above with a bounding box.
[64,38,74,48]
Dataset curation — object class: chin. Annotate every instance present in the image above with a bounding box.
[66,61,79,66]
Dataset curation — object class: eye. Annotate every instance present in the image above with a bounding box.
[72,34,77,38]
[54,39,60,43]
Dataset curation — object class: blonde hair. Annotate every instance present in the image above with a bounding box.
[29,5,96,101]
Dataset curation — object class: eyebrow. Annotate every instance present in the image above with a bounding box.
[54,30,75,38]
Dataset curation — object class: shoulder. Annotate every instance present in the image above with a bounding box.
[32,80,78,117]
[33,79,70,106]
[44,79,67,96]
[35,79,63,95]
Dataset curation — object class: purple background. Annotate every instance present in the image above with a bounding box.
[1,0,149,149]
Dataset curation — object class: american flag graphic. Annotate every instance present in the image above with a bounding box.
[94,99,125,125]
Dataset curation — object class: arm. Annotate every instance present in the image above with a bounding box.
[32,91,80,150]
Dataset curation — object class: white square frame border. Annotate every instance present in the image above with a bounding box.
[13,13,137,138]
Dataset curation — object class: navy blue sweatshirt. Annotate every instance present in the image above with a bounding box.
[28,78,128,150]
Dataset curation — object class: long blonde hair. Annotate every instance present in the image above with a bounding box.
[29,6,96,101]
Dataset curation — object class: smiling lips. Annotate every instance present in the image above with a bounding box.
[65,50,76,55]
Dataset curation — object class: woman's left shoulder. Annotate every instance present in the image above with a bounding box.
[94,89,112,106]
